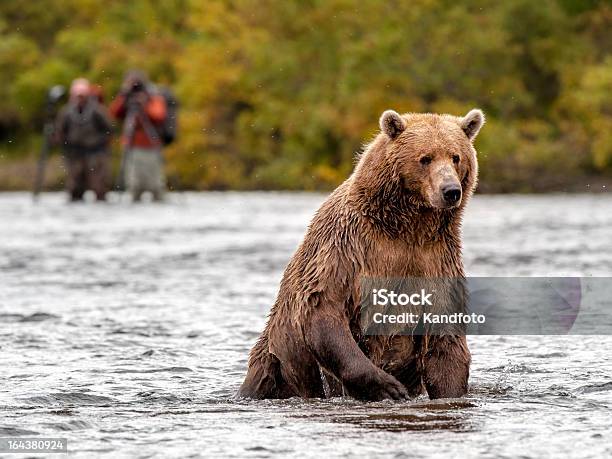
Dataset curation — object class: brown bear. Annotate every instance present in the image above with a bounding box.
[238,108,485,401]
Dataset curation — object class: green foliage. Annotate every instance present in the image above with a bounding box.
[1,0,611,191]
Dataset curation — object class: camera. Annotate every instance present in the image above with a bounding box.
[129,81,145,94]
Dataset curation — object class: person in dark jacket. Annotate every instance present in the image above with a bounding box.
[56,78,113,201]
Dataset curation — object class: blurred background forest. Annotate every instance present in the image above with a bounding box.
[0,0,611,192]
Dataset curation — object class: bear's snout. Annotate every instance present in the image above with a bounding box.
[442,183,462,206]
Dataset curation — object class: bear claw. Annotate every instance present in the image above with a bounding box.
[345,367,409,401]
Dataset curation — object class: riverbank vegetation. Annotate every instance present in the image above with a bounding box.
[1,0,611,192]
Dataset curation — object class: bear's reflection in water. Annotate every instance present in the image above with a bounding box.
[283,398,478,432]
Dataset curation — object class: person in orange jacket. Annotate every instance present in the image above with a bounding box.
[109,70,167,201]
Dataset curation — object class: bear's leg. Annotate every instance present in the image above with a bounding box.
[275,345,326,398]
[394,357,426,397]
[422,335,471,399]
[306,311,408,401]
[375,335,425,397]
[237,334,294,399]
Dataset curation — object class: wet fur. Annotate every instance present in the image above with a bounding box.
[239,111,483,401]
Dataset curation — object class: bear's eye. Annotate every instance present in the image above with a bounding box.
[420,156,432,165]
[452,154,460,164]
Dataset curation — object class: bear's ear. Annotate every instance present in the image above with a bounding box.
[460,109,485,141]
[379,110,406,139]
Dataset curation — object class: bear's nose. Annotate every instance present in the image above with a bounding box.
[442,185,462,204]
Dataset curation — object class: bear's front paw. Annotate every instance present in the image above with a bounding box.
[344,367,408,401]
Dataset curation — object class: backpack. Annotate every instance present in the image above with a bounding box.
[157,86,178,145]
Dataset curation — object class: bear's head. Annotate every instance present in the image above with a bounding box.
[372,109,484,210]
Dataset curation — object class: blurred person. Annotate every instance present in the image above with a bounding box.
[56,78,113,201]
[110,70,168,202]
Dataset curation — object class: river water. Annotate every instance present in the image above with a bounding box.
[0,192,611,458]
